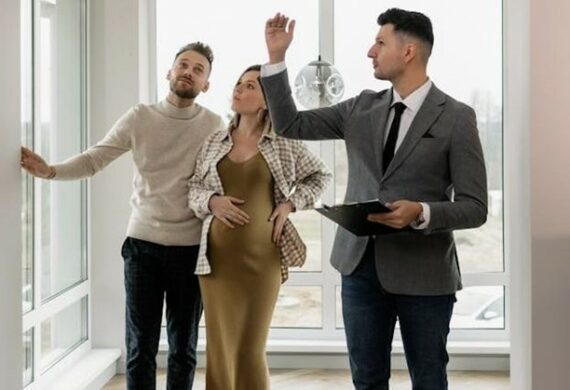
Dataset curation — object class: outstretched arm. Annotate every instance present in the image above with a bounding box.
[263,13,356,141]
[20,107,134,180]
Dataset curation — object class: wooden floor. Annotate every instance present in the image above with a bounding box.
[103,368,509,389]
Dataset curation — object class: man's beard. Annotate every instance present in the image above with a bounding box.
[170,78,199,99]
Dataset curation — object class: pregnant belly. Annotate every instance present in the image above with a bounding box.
[208,215,278,258]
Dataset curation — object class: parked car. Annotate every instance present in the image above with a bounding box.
[451,286,504,329]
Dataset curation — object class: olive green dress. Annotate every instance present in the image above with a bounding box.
[200,152,281,390]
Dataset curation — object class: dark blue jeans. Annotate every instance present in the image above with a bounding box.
[121,237,202,390]
[341,239,455,390]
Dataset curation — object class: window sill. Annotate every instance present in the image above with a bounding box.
[159,339,509,355]
[155,339,509,371]
[34,349,121,390]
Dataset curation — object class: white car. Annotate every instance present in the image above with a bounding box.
[451,286,504,329]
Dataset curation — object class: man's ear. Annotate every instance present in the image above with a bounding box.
[202,81,210,93]
[404,42,418,64]
[166,69,172,81]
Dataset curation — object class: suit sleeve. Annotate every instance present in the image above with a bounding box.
[261,69,357,141]
[426,105,488,232]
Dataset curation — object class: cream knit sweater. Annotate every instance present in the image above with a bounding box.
[52,99,225,246]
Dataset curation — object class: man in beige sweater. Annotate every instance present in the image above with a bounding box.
[21,42,225,390]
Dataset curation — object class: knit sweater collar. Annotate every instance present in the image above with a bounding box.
[156,98,200,120]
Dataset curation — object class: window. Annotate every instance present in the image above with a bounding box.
[21,0,89,385]
[334,0,505,339]
[156,0,329,342]
[40,297,88,372]
[23,329,33,387]
[156,0,505,343]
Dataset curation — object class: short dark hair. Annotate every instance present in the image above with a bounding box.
[377,8,434,58]
[173,42,214,68]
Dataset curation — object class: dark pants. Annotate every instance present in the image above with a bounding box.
[121,237,202,390]
[341,239,455,390]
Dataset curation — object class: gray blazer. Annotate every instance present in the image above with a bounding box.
[262,70,488,295]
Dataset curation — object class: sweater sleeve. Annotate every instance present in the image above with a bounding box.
[52,107,135,180]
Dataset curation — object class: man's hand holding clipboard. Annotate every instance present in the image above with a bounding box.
[367,200,424,229]
[316,199,421,236]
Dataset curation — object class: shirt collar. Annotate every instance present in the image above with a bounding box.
[222,120,276,143]
[391,79,433,114]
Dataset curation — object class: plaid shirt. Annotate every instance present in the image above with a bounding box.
[188,126,331,282]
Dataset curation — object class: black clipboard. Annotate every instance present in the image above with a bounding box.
[316,199,403,236]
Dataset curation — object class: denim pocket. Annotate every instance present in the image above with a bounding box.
[121,237,134,260]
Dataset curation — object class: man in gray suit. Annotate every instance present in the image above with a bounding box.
[261,8,488,390]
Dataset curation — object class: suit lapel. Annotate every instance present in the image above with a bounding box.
[371,90,392,176]
[381,85,446,182]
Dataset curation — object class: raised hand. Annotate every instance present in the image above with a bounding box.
[209,195,251,229]
[21,146,55,179]
[269,201,294,246]
[265,13,296,64]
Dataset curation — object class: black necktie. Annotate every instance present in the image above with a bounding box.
[383,102,406,171]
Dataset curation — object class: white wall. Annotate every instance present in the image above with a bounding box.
[0,0,23,388]
[88,0,141,360]
[510,0,570,388]
[529,0,570,388]
[505,0,532,389]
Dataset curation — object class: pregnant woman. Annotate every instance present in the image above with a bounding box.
[188,64,331,390]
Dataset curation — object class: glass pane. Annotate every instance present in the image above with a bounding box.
[334,141,348,204]
[40,296,88,371]
[23,329,34,386]
[289,141,322,271]
[156,0,318,120]
[36,0,86,301]
[454,215,503,274]
[452,286,505,329]
[335,285,343,329]
[289,210,322,272]
[336,285,505,330]
[21,0,34,314]
[334,0,503,273]
[22,172,33,313]
[157,0,322,272]
[271,286,322,328]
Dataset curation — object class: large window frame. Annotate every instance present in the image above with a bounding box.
[151,0,508,347]
[21,0,91,387]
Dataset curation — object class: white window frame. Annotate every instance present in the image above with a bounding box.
[273,0,509,344]
[149,0,508,347]
[21,0,91,387]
